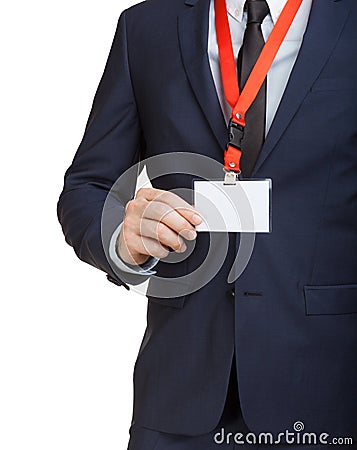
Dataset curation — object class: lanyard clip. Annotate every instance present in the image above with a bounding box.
[224,119,244,174]
[228,118,244,150]
[224,170,238,185]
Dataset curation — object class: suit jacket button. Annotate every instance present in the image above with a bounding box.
[226,288,235,299]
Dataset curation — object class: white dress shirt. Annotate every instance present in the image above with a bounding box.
[109,0,313,275]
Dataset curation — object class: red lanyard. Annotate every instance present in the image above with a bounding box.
[215,0,303,173]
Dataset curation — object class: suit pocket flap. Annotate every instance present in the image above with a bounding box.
[304,284,357,316]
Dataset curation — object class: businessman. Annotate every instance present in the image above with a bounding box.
[58,0,357,448]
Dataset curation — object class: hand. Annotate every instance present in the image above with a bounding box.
[117,188,202,266]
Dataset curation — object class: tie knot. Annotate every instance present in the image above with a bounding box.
[246,0,270,25]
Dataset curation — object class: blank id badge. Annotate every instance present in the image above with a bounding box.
[193,178,272,233]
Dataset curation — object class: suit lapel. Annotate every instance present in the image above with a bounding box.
[252,0,352,176]
[178,0,228,151]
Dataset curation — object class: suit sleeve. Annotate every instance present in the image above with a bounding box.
[57,11,150,288]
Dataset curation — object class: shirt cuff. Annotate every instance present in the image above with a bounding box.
[109,222,159,275]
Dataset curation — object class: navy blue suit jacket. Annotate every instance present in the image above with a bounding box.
[58,0,357,439]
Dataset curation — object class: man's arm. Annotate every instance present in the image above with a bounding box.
[58,11,202,288]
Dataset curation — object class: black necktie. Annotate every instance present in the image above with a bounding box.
[237,0,270,178]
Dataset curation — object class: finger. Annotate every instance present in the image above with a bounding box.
[138,218,187,253]
[141,201,197,241]
[131,235,170,260]
[136,188,202,226]
[124,204,194,242]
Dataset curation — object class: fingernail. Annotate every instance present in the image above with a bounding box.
[192,214,202,225]
[181,229,196,240]
[188,230,197,240]
[178,243,187,253]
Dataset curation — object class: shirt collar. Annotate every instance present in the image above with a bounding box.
[226,0,287,25]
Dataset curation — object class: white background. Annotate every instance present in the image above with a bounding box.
[0,1,146,448]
